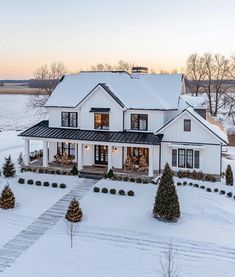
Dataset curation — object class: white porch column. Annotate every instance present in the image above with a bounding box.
[77,143,83,170]
[108,145,112,170]
[24,138,30,166]
[148,146,154,177]
[43,140,48,167]
[75,143,78,163]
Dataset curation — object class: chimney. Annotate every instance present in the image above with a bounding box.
[131,66,148,79]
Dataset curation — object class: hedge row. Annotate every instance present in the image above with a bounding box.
[177,181,234,199]
[105,174,152,184]
[176,170,217,182]
[21,166,78,176]
[93,187,134,196]
[18,178,66,189]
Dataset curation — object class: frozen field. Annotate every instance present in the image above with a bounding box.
[0,94,45,131]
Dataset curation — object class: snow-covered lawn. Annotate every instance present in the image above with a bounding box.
[2,179,235,277]
[0,172,78,249]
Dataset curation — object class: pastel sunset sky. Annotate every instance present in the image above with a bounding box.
[0,0,235,79]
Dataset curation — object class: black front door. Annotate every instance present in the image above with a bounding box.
[95,145,108,165]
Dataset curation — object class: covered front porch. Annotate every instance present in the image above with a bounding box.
[20,120,162,177]
[24,139,157,177]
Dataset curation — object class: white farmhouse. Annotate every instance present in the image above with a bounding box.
[20,68,228,177]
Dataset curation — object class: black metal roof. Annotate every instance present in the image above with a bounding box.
[19,121,162,145]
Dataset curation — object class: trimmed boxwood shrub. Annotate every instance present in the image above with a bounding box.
[214,188,219,193]
[101,187,108,193]
[200,185,205,189]
[143,179,148,184]
[55,170,61,175]
[129,177,135,182]
[123,176,129,182]
[18,178,25,184]
[35,181,42,186]
[119,189,125,196]
[43,181,50,187]
[27,179,34,185]
[206,187,211,192]
[127,190,134,196]
[183,181,187,186]
[93,187,100,193]
[38,168,44,174]
[220,190,225,195]
[52,183,58,188]
[177,182,182,186]
[136,178,142,183]
[188,182,193,186]
[193,184,199,188]
[227,192,233,198]
[110,189,116,194]
[60,183,66,189]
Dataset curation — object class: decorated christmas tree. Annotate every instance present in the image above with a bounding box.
[2,155,16,177]
[226,164,233,186]
[153,163,180,222]
[0,185,15,209]
[139,155,148,171]
[124,155,133,170]
[65,198,83,222]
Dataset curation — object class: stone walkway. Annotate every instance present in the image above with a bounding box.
[0,178,97,272]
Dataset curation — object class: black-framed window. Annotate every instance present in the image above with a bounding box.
[172,149,177,167]
[184,119,191,132]
[186,149,193,168]
[131,114,148,131]
[194,150,200,168]
[57,142,75,159]
[94,113,109,130]
[178,149,185,168]
[61,112,77,127]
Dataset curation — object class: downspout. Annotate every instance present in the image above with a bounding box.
[159,142,161,174]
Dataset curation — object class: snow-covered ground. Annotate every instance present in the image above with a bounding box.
[0,94,45,131]
[0,94,235,276]
[1,179,235,277]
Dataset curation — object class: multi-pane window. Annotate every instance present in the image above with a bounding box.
[57,142,75,159]
[94,113,109,130]
[172,148,200,169]
[186,150,193,168]
[184,119,191,132]
[131,114,148,131]
[172,149,177,167]
[178,149,185,168]
[61,112,77,127]
[194,150,200,168]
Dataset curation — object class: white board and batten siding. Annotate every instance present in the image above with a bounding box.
[159,112,223,175]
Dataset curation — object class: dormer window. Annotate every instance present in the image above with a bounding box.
[94,113,109,130]
[61,112,77,127]
[184,119,191,132]
[131,114,148,131]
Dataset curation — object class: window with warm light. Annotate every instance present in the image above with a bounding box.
[94,113,109,130]
[131,114,148,131]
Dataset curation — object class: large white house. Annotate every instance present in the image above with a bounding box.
[20,69,228,177]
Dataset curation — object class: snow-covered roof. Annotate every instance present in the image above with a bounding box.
[45,72,183,110]
[180,94,207,109]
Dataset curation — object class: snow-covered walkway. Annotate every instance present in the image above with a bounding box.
[0,178,96,272]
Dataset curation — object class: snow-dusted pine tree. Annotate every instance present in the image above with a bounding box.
[17,152,24,166]
[153,163,180,222]
[226,164,233,186]
[2,155,16,177]
[0,185,15,209]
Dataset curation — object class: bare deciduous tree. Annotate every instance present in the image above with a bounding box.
[186,53,207,96]
[28,61,67,111]
[156,243,180,277]
[90,60,134,73]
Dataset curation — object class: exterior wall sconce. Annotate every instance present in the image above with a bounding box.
[85,145,89,150]
[112,146,117,153]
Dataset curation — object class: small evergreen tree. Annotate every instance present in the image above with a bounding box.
[0,185,15,209]
[107,168,114,178]
[65,198,83,222]
[65,198,82,248]
[71,164,78,176]
[17,152,24,166]
[153,163,180,222]
[226,164,233,186]
[2,155,16,177]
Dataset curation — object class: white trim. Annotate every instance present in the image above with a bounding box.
[168,143,204,150]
